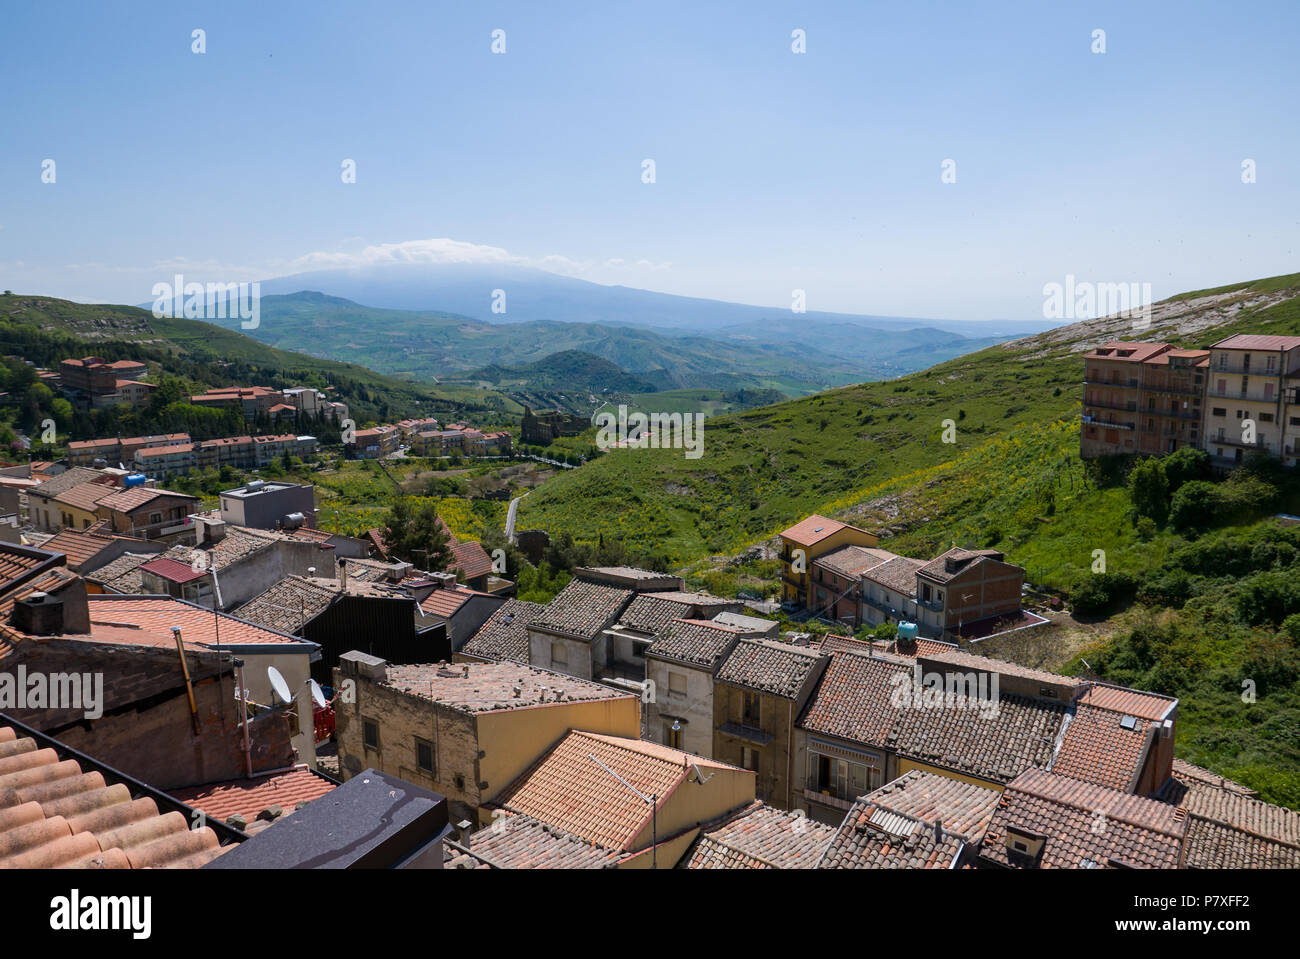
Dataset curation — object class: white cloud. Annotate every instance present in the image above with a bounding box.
[287,237,669,280]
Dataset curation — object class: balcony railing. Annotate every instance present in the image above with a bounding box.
[1081,415,1135,431]
[1206,388,1280,403]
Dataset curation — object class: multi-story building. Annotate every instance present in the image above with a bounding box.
[134,443,198,478]
[1080,341,1177,457]
[189,386,287,417]
[778,515,879,609]
[1204,334,1300,467]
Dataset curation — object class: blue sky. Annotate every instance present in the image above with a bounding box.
[1,0,1297,321]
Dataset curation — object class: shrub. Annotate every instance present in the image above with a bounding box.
[1071,571,1137,615]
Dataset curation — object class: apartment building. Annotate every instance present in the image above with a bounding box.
[779,515,879,609]
[1204,334,1300,467]
[134,442,198,478]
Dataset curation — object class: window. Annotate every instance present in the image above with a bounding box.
[415,737,434,774]
[669,672,687,698]
[550,641,568,667]
[742,747,759,774]
[742,691,761,726]
[363,719,379,751]
[664,722,682,749]
[149,512,162,525]
[1260,413,1274,423]
[1212,408,1226,417]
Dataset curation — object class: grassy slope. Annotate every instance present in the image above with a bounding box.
[0,293,522,419]
[518,272,1300,805]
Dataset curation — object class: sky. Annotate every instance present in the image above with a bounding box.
[1,0,1297,322]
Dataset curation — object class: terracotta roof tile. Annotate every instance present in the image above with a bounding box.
[84,596,310,648]
[446,810,621,869]
[1052,704,1152,791]
[382,661,634,713]
[459,599,546,663]
[716,639,825,699]
[798,653,911,747]
[684,802,835,869]
[170,767,337,826]
[232,576,339,634]
[819,798,967,869]
[0,722,228,869]
[645,618,742,668]
[978,768,1186,869]
[448,541,494,581]
[531,578,634,640]
[492,731,736,851]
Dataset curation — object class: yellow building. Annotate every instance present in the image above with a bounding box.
[778,514,879,608]
[332,653,642,826]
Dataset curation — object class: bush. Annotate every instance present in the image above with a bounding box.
[1170,480,1223,532]
[1129,457,1169,525]
[1071,571,1137,615]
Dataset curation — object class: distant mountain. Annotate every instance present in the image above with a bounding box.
[198,291,1004,401]
[460,348,660,395]
[256,261,1047,338]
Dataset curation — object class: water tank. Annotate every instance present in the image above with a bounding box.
[124,473,147,488]
[897,621,919,640]
[282,512,305,530]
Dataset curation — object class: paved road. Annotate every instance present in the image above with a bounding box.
[505,491,529,544]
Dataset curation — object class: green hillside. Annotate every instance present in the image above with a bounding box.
[0,293,521,435]
[227,292,957,396]
[516,271,1300,806]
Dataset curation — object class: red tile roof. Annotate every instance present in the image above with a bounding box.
[139,556,208,585]
[1212,334,1300,351]
[448,540,494,581]
[170,767,337,826]
[85,596,310,648]
[780,514,869,547]
[1078,683,1177,721]
[492,731,738,851]
[97,487,198,513]
[0,722,229,868]
[1052,704,1153,791]
[979,768,1186,869]
[684,802,835,869]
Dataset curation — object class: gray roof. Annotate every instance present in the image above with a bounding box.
[460,599,546,664]
[716,639,826,699]
[531,578,634,640]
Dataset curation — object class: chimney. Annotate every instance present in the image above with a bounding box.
[428,571,457,589]
[455,819,473,845]
[933,819,944,844]
[11,592,64,636]
[339,558,348,591]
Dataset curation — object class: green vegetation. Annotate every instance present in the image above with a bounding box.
[380,497,454,570]
[518,271,1300,803]
[0,293,518,444]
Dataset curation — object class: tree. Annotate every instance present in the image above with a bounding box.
[1129,457,1169,525]
[382,497,453,569]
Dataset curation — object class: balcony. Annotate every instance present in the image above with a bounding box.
[1206,388,1280,403]
[1081,415,1135,431]
[718,722,773,745]
[803,787,854,812]
[1082,399,1139,414]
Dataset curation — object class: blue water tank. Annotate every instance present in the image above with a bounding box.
[897,621,919,640]
[124,473,147,488]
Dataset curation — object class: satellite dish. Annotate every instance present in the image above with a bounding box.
[267,666,292,704]
[310,679,327,709]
